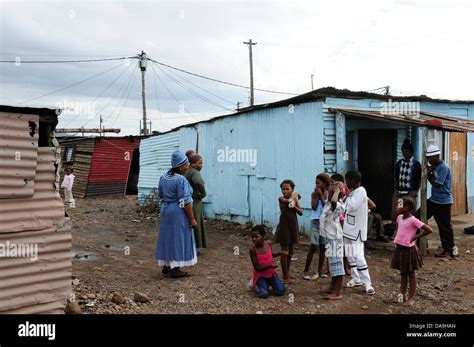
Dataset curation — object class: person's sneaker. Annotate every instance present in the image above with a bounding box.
[303,273,311,280]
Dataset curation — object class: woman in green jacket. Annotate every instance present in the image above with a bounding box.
[185,154,207,252]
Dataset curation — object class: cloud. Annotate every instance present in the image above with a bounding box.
[0,0,473,135]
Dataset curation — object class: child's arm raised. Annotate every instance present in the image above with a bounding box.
[294,198,303,216]
[311,189,324,210]
[410,223,433,242]
[249,248,278,271]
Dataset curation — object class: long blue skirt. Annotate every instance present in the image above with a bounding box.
[155,201,197,268]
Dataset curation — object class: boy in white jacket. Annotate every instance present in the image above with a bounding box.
[342,170,375,295]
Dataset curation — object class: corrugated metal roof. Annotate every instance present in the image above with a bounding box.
[0,112,39,199]
[147,87,474,137]
[0,147,65,233]
[328,108,474,132]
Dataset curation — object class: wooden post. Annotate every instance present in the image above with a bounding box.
[420,128,428,255]
[335,111,347,174]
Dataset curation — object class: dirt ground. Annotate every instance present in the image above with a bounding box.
[68,195,474,314]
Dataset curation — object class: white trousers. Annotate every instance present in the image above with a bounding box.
[64,188,75,207]
[344,237,372,287]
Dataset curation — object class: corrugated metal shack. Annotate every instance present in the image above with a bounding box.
[0,105,72,314]
[138,87,474,232]
[58,136,141,198]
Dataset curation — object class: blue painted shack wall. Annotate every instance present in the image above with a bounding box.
[138,96,474,232]
[196,102,325,232]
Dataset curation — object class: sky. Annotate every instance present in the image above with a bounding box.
[0,0,473,135]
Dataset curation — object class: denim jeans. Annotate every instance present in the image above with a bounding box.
[256,275,286,299]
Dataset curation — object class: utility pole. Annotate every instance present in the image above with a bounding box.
[99,115,103,137]
[311,74,314,90]
[236,101,241,111]
[243,39,257,106]
[139,51,148,135]
[385,85,391,96]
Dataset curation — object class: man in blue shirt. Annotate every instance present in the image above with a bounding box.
[416,144,457,259]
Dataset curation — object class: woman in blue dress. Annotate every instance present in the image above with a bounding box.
[156,150,198,278]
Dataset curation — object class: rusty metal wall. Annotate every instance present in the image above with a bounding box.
[0,147,66,233]
[0,112,39,199]
[0,109,72,313]
[0,220,72,313]
[86,137,140,196]
[59,138,95,198]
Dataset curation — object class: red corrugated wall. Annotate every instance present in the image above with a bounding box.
[86,137,140,196]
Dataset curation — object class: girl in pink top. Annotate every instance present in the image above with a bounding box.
[391,197,433,306]
[249,225,287,299]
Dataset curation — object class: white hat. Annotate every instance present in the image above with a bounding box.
[426,144,441,157]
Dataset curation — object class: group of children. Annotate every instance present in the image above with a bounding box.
[249,170,433,306]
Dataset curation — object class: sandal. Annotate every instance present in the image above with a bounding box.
[344,280,363,288]
[365,286,376,295]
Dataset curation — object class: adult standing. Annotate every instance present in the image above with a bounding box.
[391,140,421,224]
[416,144,458,259]
[185,154,207,252]
[156,150,198,278]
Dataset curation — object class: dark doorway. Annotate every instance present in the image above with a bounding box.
[358,129,395,219]
[126,148,140,195]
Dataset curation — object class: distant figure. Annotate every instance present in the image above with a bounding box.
[392,139,421,225]
[249,225,286,299]
[185,154,207,253]
[274,179,302,284]
[415,144,457,259]
[185,149,196,158]
[61,168,75,208]
[392,197,433,306]
[156,150,198,278]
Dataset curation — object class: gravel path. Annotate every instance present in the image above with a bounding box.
[68,195,474,314]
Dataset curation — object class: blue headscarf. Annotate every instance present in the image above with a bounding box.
[171,150,188,168]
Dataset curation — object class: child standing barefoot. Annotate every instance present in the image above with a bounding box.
[274,179,303,285]
[319,183,345,300]
[391,197,433,306]
[303,173,330,280]
[249,225,287,299]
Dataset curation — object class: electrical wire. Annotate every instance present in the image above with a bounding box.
[0,56,136,63]
[147,57,299,96]
[18,61,129,105]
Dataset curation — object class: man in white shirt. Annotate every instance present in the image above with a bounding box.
[342,171,375,295]
[61,168,75,208]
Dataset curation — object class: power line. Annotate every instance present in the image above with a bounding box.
[154,62,235,112]
[0,56,136,63]
[149,64,200,122]
[110,67,139,127]
[149,62,165,131]
[147,57,299,96]
[18,61,129,105]
[158,63,236,106]
[60,62,133,129]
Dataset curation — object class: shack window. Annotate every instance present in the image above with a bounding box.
[64,146,74,162]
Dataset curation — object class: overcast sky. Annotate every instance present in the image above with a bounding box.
[1,0,473,135]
